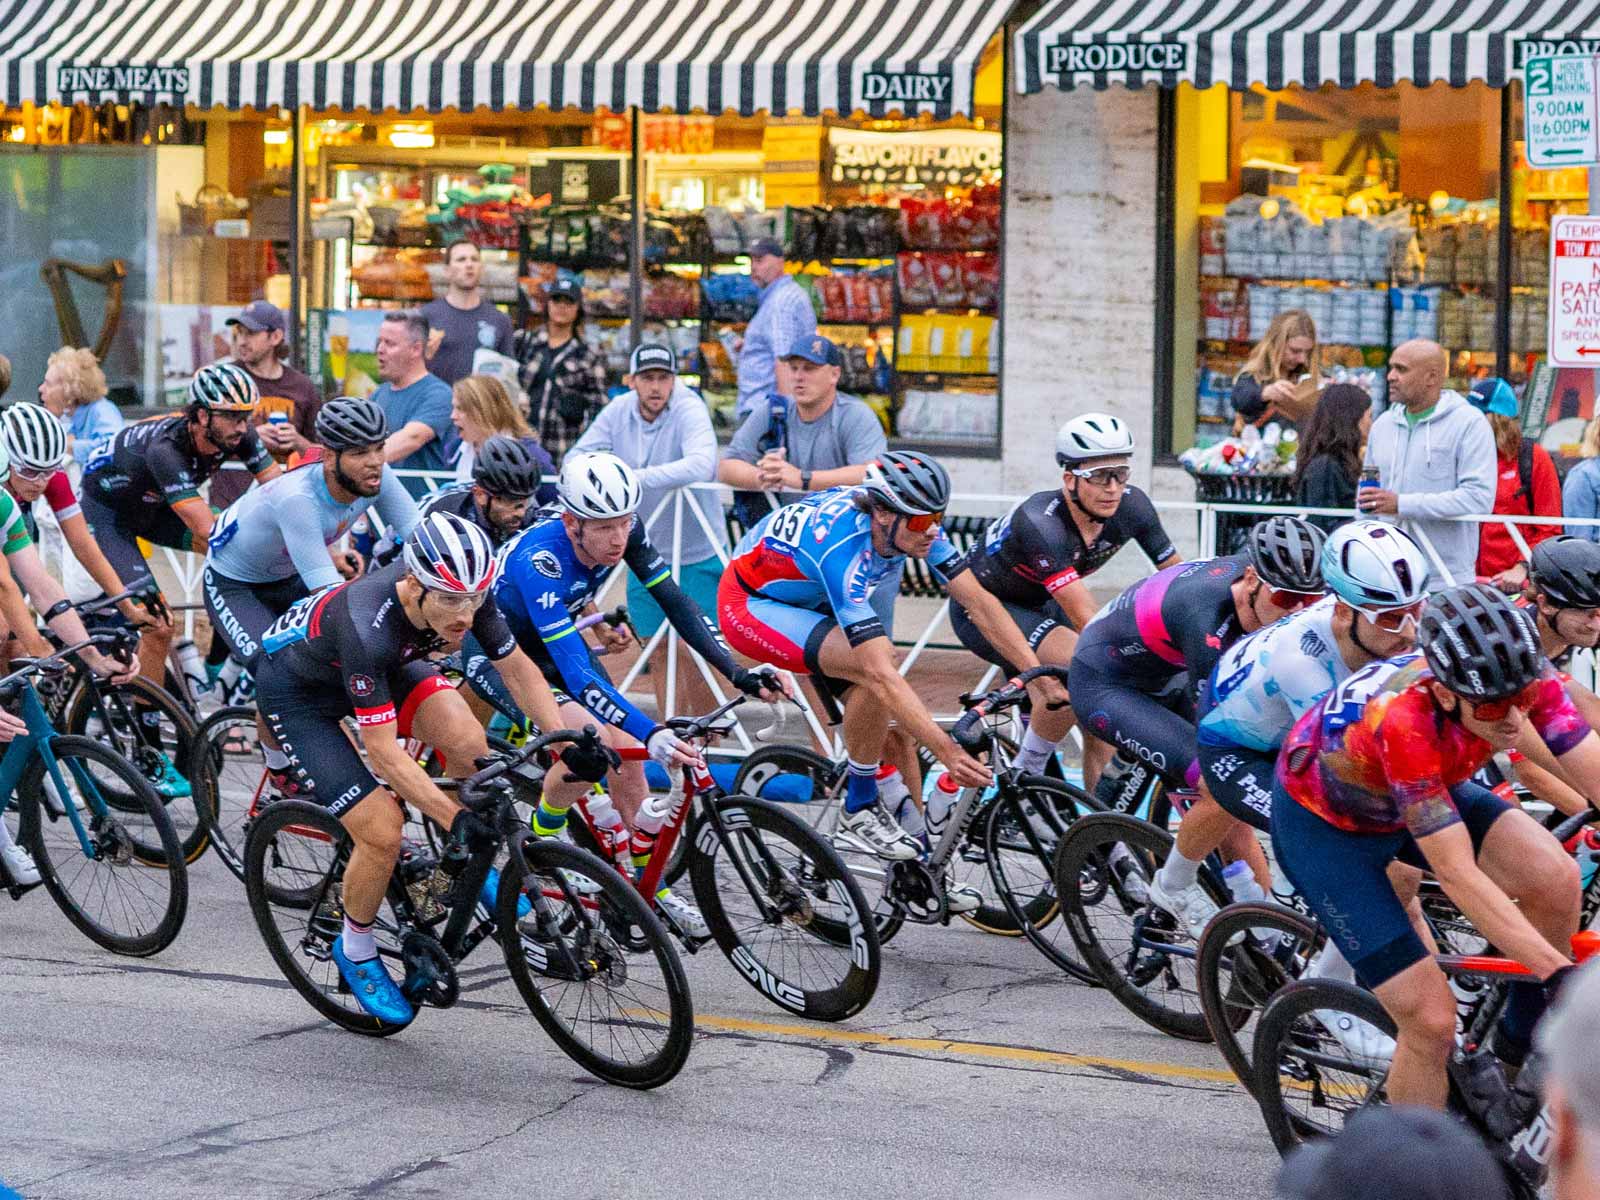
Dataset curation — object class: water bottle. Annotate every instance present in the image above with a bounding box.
[924,771,961,847]
[638,776,687,834]
[217,657,247,703]
[1093,751,1155,815]
[1222,860,1266,904]
[580,791,632,873]
[174,639,207,695]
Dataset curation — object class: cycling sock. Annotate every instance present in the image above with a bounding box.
[532,801,568,838]
[876,764,910,810]
[1157,843,1202,890]
[1016,726,1058,774]
[263,748,290,772]
[844,759,881,814]
[341,916,377,961]
[631,830,656,874]
[205,660,224,685]
[1307,940,1356,984]
[1495,980,1547,1061]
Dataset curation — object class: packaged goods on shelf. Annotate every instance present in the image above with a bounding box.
[641,273,701,319]
[895,313,996,374]
[899,185,999,252]
[351,249,434,301]
[816,270,894,324]
[897,388,998,441]
[787,205,899,260]
[1201,278,1248,341]
[582,322,631,377]
[1218,198,1413,282]
[703,273,760,321]
[1390,286,1441,346]
[424,257,519,304]
[1199,216,1226,276]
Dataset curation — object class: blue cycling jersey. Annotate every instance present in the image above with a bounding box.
[730,487,966,645]
[208,461,419,591]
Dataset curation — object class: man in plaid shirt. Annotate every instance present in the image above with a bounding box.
[512,273,610,465]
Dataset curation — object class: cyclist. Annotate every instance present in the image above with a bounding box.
[253,512,583,1026]
[1151,522,1430,939]
[1272,584,1600,1107]
[374,435,542,567]
[720,450,1065,907]
[80,362,281,685]
[469,451,788,937]
[1068,515,1326,915]
[951,413,1180,781]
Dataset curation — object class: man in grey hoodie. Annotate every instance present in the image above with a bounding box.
[571,343,726,716]
[1358,338,1496,586]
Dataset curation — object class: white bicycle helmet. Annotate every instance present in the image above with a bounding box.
[0,402,68,472]
[403,512,499,593]
[1055,413,1135,466]
[559,451,641,519]
[1321,520,1429,610]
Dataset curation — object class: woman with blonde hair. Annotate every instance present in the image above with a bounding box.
[1232,308,1321,431]
[447,374,556,502]
[37,346,123,465]
[1563,412,1600,542]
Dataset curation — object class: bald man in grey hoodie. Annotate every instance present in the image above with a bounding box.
[1358,339,1496,587]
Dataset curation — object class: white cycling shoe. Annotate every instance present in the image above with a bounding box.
[941,865,983,915]
[1,843,39,886]
[838,802,921,861]
[1314,1009,1396,1068]
[655,888,710,939]
[1146,870,1220,940]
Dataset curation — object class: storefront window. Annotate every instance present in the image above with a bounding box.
[1174,81,1501,453]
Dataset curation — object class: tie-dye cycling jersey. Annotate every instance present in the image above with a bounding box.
[1279,653,1587,837]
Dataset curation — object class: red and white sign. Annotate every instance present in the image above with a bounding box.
[1550,215,1600,367]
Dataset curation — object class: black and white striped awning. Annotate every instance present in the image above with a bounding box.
[0,0,1010,117]
[1017,0,1600,93]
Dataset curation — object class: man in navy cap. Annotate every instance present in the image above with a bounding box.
[215,299,323,507]
[734,236,817,420]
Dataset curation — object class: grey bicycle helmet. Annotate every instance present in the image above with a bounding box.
[1246,515,1326,594]
[1530,536,1600,610]
[188,362,258,412]
[314,397,389,451]
[860,451,951,516]
[473,435,540,498]
[1419,584,1543,702]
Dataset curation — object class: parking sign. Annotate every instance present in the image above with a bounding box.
[1526,55,1600,167]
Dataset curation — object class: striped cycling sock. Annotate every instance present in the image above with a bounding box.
[532,801,568,837]
[844,759,881,814]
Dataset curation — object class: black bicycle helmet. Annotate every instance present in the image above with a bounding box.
[315,397,389,451]
[1245,515,1326,593]
[860,451,951,515]
[1419,583,1544,702]
[1530,536,1600,610]
[472,435,540,498]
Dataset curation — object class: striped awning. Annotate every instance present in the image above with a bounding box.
[1017,0,1600,93]
[0,0,1011,118]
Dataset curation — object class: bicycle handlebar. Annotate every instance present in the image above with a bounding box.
[456,724,610,810]
[77,576,169,623]
[663,693,747,740]
[950,665,1071,753]
[0,631,132,701]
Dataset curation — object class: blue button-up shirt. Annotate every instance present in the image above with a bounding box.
[735,274,817,419]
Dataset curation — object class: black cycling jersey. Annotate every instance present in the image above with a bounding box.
[965,485,1174,609]
[258,560,516,728]
[83,415,272,525]
[419,485,503,543]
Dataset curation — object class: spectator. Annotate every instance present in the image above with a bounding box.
[512,271,608,467]
[1536,958,1600,1200]
[1469,377,1562,588]
[37,346,122,466]
[1293,383,1373,533]
[420,239,514,385]
[1360,338,1496,587]
[211,300,324,509]
[1275,1105,1510,1200]
[1232,309,1320,433]
[446,374,556,506]
[372,311,453,498]
[734,237,817,420]
[573,343,724,717]
[1563,414,1600,542]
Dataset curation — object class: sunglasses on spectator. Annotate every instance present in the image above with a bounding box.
[10,463,55,483]
[1263,586,1323,610]
[1069,466,1132,487]
[1357,600,1425,633]
[903,511,945,533]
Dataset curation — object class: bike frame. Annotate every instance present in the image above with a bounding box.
[0,679,110,862]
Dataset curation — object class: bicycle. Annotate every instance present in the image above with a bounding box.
[243,725,695,1089]
[0,634,188,955]
[564,695,882,1022]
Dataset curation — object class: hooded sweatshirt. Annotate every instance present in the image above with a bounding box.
[1362,389,1496,587]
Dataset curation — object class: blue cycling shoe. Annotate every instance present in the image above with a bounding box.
[148,754,193,800]
[330,936,415,1026]
[480,867,532,918]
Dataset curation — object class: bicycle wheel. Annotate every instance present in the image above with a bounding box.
[690,795,880,1021]
[499,835,693,1089]
[18,736,188,956]
[1053,811,1226,1040]
[1196,901,1324,1089]
[1251,978,1394,1155]
[188,705,267,881]
[983,775,1102,977]
[64,674,205,863]
[244,800,408,1037]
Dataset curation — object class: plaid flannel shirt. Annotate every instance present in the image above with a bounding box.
[512,327,610,465]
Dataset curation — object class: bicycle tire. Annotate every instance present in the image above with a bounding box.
[18,736,189,956]
[1195,901,1324,1090]
[1250,978,1395,1155]
[188,705,267,881]
[690,795,881,1022]
[63,673,206,863]
[731,744,905,945]
[982,775,1103,975]
[244,800,409,1038]
[1053,811,1226,1040]
[499,835,693,1089]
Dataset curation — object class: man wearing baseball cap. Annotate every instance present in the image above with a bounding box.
[572,342,725,716]
[511,270,608,465]
[215,299,322,508]
[734,236,817,420]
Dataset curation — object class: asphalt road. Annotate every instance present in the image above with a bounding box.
[4,844,1281,1200]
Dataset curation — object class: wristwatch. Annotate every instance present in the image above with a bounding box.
[800,469,813,491]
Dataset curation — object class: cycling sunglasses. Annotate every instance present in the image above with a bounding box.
[427,590,487,612]
[1263,585,1322,610]
[10,463,55,482]
[903,511,944,533]
[1467,696,1515,722]
[1357,600,1425,634]
[1069,466,1132,487]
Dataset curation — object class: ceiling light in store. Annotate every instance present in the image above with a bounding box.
[1428,189,1450,213]
[262,128,289,145]
[6,127,23,142]
[388,124,435,149]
